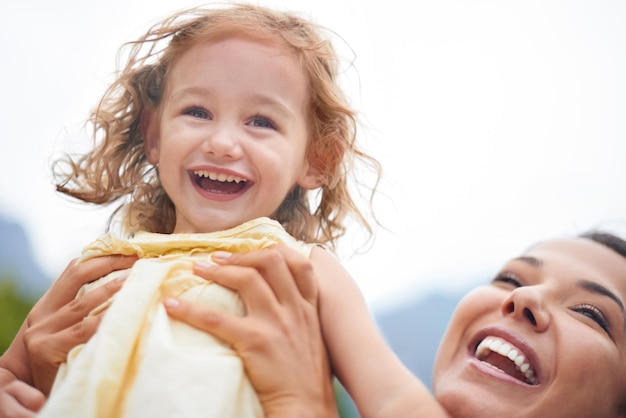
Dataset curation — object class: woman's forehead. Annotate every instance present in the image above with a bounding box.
[522,237,626,297]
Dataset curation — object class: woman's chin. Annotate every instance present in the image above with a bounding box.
[433,373,533,418]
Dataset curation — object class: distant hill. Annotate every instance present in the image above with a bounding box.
[0,215,51,299]
[376,291,464,388]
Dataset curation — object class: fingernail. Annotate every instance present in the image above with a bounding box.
[195,261,214,270]
[163,298,180,308]
[116,272,129,282]
[211,251,232,261]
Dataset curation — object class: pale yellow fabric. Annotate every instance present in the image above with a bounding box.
[39,217,313,418]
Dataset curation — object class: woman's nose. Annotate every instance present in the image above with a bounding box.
[500,286,551,332]
[202,124,242,158]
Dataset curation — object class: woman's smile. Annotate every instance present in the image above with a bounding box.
[473,336,537,385]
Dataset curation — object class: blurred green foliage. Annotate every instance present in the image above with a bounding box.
[0,278,35,354]
[335,379,359,417]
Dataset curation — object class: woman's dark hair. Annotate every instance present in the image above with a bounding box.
[580,231,626,259]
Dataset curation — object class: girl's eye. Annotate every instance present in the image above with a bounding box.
[572,304,611,335]
[491,272,523,288]
[248,115,276,129]
[184,107,211,119]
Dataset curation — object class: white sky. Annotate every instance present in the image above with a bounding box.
[2,0,626,312]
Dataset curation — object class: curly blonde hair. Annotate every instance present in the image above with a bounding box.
[54,3,381,249]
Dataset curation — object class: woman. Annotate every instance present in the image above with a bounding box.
[167,231,626,417]
[431,232,626,417]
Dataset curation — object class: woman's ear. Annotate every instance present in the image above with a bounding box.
[141,107,160,164]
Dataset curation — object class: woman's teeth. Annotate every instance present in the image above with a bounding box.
[475,336,537,385]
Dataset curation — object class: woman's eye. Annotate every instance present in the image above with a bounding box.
[491,272,522,288]
[572,304,611,335]
[248,115,276,129]
[184,107,211,119]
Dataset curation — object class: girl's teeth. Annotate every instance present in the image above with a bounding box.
[194,170,244,183]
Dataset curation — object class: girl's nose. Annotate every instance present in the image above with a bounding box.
[500,286,551,332]
[202,123,242,158]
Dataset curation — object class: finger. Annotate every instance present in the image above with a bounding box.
[28,309,105,369]
[212,246,317,306]
[29,274,125,336]
[210,248,300,305]
[163,298,247,346]
[33,255,136,316]
[65,255,137,288]
[60,273,126,323]
[24,276,121,392]
[0,384,42,418]
[55,255,136,298]
[192,262,280,315]
[270,245,319,306]
[5,381,45,413]
[28,314,105,395]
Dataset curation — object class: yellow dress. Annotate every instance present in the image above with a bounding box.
[39,217,313,418]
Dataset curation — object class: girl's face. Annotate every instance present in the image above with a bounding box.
[432,238,626,417]
[144,36,321,233]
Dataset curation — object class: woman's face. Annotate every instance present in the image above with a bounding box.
[432,238,626,417]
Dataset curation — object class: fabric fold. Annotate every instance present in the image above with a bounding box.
[40,217,312,418]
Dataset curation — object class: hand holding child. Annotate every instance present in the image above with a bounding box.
[165,245,339,418]
[0,255,136,395]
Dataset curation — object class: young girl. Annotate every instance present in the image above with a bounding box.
[10,4,423,417]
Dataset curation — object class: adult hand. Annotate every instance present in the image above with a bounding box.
[165,245,339,418]
[0,368,44,418]
[0,255,136,396]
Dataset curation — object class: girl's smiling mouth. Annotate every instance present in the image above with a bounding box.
[191,169,250,194]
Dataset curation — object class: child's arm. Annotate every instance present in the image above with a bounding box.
[310,247,450,417]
